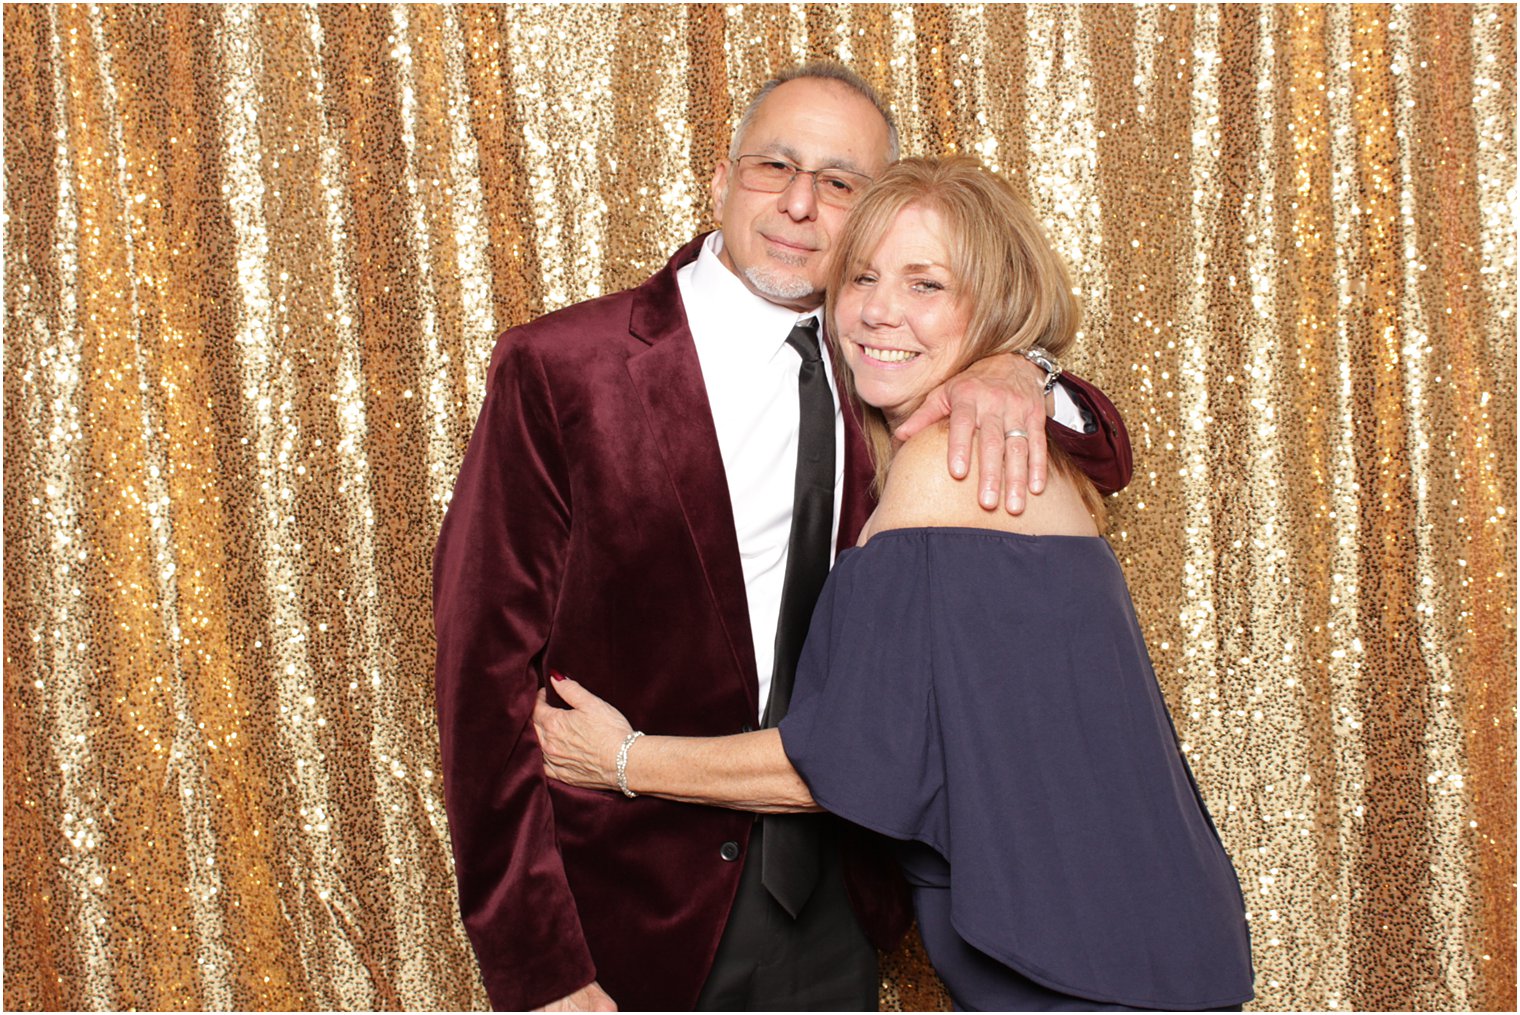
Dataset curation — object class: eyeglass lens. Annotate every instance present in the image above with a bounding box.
[736,156,864,207]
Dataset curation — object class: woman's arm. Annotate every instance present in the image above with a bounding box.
[532,675,820,814]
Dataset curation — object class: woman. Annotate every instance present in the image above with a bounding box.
[533,157,1254,1012]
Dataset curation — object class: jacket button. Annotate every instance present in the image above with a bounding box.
[719,841,741,862]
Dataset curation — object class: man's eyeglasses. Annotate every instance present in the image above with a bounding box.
[732,154,874,209]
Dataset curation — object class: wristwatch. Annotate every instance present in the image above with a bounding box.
[1021,345,1063,396]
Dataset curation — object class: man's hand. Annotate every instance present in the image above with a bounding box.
[535,980,617,1011]
[534,674,634,792]
[893,352,1050,513]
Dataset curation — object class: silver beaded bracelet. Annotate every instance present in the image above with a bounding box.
[616,730,645,799]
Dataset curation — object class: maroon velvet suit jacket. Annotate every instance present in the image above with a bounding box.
[433,233,1132,1012]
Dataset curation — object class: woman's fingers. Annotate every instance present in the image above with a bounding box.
[535,673,630,791]
[550,672,595,707]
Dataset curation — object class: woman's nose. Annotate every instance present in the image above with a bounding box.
[860,285,899,327]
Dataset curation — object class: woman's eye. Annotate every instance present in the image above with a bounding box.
[853,274,877,286]
[913,279,945,292]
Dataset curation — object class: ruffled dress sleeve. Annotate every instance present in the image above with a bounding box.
[778,527,1254,1011]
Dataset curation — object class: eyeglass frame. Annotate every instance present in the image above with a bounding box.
[729,153,876,208]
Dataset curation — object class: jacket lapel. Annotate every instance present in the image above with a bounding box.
[837,396,876,551]
[824,321,878,552]
[625,235,760,714]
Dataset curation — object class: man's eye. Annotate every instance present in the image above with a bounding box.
[820,175,856,194]
[759,160,794,173]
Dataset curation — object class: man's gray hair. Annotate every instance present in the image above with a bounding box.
[729,61,901,163]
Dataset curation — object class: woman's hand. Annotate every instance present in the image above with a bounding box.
[535,676,819,812]
[533,674,633,791]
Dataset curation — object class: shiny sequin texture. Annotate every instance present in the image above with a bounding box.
[3,5,1514,1011]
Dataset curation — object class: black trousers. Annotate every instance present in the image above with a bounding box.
[696,819,878,1011]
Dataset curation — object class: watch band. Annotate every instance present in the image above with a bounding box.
[1022,345,1063,396]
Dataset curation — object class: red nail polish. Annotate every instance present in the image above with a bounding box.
[549,669,566,682]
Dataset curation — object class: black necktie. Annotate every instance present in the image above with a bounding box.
[761,317,835,918]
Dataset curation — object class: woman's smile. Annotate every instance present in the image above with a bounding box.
[858,344,921,364]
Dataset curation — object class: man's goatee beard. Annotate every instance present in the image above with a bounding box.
[745,266,817,302]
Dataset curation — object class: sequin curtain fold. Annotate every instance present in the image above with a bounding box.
[3,4,1514,1011]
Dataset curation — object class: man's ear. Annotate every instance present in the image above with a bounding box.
[710,158,729,224]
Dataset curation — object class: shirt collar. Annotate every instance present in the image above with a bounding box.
[688,232,822,357]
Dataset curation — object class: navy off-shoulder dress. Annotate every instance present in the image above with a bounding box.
[777,528,1254,1012]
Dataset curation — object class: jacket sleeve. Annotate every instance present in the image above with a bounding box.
[433,334,596,1010]
[1046,372,1134,495]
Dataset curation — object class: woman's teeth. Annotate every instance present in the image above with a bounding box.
[862,346,918,363]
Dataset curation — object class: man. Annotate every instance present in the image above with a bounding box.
[434,62,1131,1012]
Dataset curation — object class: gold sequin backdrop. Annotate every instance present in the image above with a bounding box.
[2,2,1514,1010]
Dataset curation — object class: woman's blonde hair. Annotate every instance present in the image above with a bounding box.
[825,155,1101,517]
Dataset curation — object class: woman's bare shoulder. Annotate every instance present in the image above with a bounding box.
[871,423,1099,538]
[870,424,982,532]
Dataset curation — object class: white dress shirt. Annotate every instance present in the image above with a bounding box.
[679,233,845,721]
[677,231,1087,723]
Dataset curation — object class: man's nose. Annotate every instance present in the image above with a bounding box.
[776,170,820,220]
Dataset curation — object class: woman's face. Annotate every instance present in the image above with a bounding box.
[835,203,973,428]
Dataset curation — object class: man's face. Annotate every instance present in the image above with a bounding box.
[711,78,893,311]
